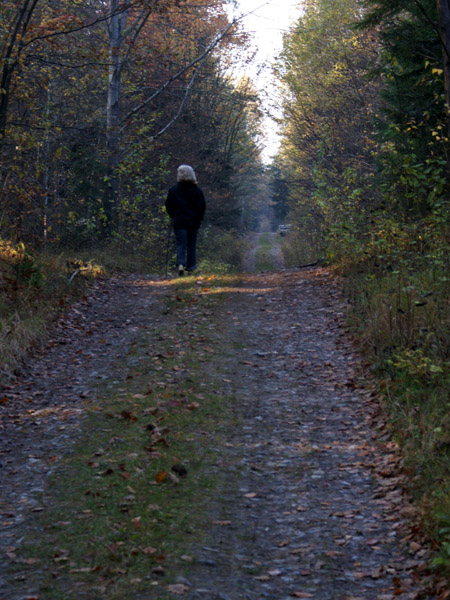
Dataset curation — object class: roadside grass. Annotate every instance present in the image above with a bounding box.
[75,246,159,274]
[343,264,450,571]
[13,273,241,599]
[0,241,105,379]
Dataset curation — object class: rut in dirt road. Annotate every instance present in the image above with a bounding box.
[0,268,436,599]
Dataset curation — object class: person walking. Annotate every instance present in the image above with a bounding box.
[165,165,206,276]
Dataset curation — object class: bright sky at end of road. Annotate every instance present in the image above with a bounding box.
[229,0,302,162]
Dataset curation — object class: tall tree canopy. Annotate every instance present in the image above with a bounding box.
[274,0,450,265]
[0,0,264,250]
[274,0,380,255]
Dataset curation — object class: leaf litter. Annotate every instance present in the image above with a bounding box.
[0,269,445,599]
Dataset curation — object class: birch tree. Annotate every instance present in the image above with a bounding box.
[105,0,154,225]
[104,0,239,230]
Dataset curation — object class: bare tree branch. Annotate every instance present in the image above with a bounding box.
[119,17,239,132]
[21,1,145,48]
[149,59,204,143]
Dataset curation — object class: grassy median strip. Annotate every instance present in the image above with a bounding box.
[14,274,239,599]
[254,233,275,272]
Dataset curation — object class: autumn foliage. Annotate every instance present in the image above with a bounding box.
[0,0,263,252]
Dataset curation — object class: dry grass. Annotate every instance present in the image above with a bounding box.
[344,263,450,567]
[0,240,105,380]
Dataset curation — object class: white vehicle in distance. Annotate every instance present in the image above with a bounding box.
[278,224,292,236]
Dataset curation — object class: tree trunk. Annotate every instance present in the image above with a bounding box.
[436,0,450,138]
[105,0,127,230]
[0,0,40,140]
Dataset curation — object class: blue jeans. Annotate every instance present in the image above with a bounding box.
[174,228,198,270]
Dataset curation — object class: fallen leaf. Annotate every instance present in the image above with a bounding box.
[290,592,314,598]
[168,472,180,484]
[268,568,282,577]
[181,554,193,562]
[366,538,379,546]
[244,492,257,498]
[187,402,200,410]
[120,410,137,421]
[132,516,141,530]
[22,558,39,564]
[69,567,92,573]
[155,471,168,483]
[167,583,188,594]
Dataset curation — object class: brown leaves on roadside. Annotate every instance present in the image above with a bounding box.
[120,409,137,421]
[186,401,200,410]
[167,583,189,595]
[155,470,168,483]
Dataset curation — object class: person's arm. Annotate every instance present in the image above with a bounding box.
[198,190,206,221]
[165,189,175,218]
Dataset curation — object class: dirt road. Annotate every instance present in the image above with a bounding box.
[0,266,438,599]
[243,232,284,272]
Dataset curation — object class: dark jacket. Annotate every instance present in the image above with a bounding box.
[165,181,206,230]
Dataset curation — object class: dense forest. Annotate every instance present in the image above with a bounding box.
[1,0,450,572]
[0,0,264,260]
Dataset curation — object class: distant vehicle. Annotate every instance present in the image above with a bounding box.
[278,224,292,236]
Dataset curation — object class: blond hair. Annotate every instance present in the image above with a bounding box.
[177,164,197,184]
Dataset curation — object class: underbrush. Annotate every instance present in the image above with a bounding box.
[342,250,450,571]
[197,226,248,273]
[0,240,105,379]
[280,226,323,267]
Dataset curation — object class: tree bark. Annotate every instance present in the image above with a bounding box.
[436,0,450,137]
[0,0,40,140]
[105,0,127,229]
